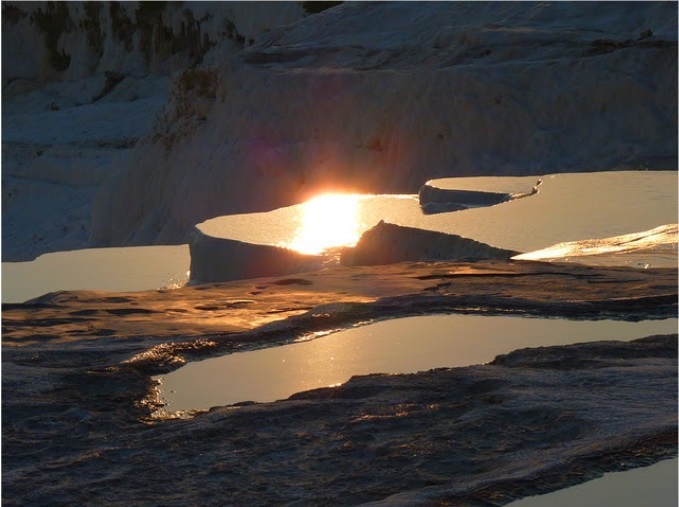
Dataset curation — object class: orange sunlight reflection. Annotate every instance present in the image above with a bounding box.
[286,193,363,255]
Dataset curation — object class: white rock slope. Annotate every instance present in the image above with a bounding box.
[2,1,308,260]
[90,1,677,247]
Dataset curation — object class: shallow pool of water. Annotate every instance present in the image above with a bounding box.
[155,315,677,413]
[508,458,677,507]
[2,245,190,303]
[198,171,677,256]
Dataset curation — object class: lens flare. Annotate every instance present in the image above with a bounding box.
[286,194,362,255]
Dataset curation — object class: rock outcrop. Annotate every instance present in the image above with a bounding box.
[341,221,518,266]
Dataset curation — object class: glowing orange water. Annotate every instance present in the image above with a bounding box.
[285,193,363,255]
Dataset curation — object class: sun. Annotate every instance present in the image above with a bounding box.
[286,193,363,255]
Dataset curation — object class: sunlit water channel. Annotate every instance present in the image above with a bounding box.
[154,315,677,414]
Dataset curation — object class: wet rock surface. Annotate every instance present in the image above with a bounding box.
[2,260,677,505]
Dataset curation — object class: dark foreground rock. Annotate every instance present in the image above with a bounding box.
[2,260,677,505]
[3,260,676,353]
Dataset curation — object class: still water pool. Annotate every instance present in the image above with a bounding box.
[155,314,677,413]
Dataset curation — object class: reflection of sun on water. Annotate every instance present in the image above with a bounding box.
[286,194,362,255]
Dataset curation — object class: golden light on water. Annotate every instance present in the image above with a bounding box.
[286,193,363,255]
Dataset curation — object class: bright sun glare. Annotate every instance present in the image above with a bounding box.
[286,193,363,255]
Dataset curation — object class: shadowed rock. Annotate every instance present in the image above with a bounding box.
[341,221,518,266]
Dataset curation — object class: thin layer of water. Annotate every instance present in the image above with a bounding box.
[2,245,190,303]
[508,458,677,507]
[198,171,678,255]
[155,315,678,413]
